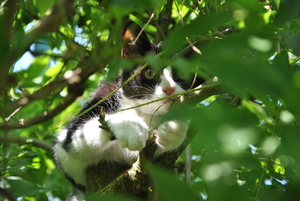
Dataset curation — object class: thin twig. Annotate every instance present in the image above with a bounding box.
[86,79,223,197]
[185,144,192,185]
[114,81,221,114]
[63,52,163,129]
[98,107,111,132]
[0,86,84,130]
[1,0,76,96]
[185,37,202,55]
[5,79,67,112]
[129,13,155,45]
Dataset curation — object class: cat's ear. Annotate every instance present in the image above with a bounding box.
[121,21,155,58]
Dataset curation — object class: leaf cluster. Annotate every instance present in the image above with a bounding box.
[1,0,300,201]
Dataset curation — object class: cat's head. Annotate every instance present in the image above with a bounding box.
[120,21,204,116]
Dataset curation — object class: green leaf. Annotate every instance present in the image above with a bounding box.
[7,176,43,197]
[275,0,300,26]
[164,12,232,57]
[34,0,55,14]
[150,165,201,201]
[111,0,154,7]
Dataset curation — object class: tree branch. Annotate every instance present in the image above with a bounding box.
[0,0,18,95]
[86,134,157,199]
[0,188,15,201]
[5,79,68,113]
[2,46,106,129]
[0,82,85,130]
[0,0,76,95]
[0,134,53,151]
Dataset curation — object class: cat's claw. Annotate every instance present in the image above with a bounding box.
[156,120,188,151]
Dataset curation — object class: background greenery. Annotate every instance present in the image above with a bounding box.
[1,0,300,200]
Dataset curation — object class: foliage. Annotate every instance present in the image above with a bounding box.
[1,0,300,200]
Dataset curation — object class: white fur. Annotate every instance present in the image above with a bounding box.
[106,108,149,151]
[54,118,139,186]
[155,120,188,155]
[134,67,185,121]
[54,67,188,187]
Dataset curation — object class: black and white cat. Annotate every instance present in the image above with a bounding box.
[53,21,204,197]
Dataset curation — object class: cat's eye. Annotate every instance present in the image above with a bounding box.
[144,68,156,80]
[177,73,189,81]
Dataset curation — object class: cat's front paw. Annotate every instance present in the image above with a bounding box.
[156,120,188,152]
[107,117,149,151]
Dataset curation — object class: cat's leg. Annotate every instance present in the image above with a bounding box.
[106,110,149,151]
[54,118,122,187]
[155,120,188,155]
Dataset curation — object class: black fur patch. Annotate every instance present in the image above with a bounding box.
[62,82,121,151]
[122,66,160,99]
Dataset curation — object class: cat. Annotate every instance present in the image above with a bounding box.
[53,21,204,198]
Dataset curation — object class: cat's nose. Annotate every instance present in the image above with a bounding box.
[163,87,175,96]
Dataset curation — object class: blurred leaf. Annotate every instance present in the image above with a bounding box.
[106,58,136,80]
[274,0,300,26]
[88,195,141,201]
[164,12,232,57]
[34,0,55,14]
[15,55,50,88]
[234,0,266,13]
[243,100,274,124]
[150,165,201,201]
[7,176,43,197]
[45,62,63,77]
[111,0,155,7]
[283,33,300,55]
[2,0,300,200]
[278,126,300,175]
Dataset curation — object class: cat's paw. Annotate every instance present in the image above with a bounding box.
[117,121,148,151]
[156,120,188,152]
[107,117,149,151]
